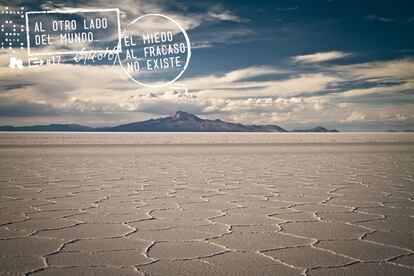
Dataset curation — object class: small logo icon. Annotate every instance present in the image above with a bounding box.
[28,58,44,68]
[9,57,24,69]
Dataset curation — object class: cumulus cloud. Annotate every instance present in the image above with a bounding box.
[124,91,305,115]
[341,111,366,123]
[121,90,339,125]
[0,59,341,125]
[292,51,350,63]
[1,56,411,127]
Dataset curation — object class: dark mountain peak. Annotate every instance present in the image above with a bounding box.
[169,111,200,121]
[292,126,338,132]
[314,126,339,132]
[312,126,327,132]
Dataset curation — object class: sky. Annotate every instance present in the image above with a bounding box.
[0,0,413,131]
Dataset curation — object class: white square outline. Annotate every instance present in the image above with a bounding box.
[25,8,122,56]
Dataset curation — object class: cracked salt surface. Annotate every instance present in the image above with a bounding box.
[0,132,413,275]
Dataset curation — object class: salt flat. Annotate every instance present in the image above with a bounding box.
[0,133,413,275]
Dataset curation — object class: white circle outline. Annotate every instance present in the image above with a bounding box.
[118,14,192,88]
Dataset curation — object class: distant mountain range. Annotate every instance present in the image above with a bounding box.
[387,129,414,132]
[0,111,339,132]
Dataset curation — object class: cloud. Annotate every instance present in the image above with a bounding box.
[275,6,299,12]
[334,59,414,81]
[339,106,414,126]
[30,0,251,52]
[341,111,366,123]
[325,59,414,98]
[331,81,414,98]
[122,90,336,125]
[177,65,340,99]
[208,11,247,23]
[292,51,350,63]
[38,0,247,30]
[0,57,341,125]
[0,97,60,117]
[0,39,413,129]
[365,15,394,23]
[177,66,285,92]
[189,27,253,49]
[0,59,353,126]
[214,66,285,82]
